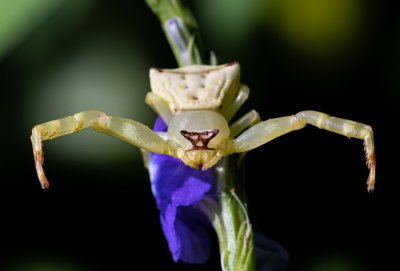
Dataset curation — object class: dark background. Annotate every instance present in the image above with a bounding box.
[0,1,398,270]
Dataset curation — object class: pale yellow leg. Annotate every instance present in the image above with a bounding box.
[145,92,175,125]
[231,110,375,191]
[220,85,250,122]
[229,110,260,138]
[31,110,171,190]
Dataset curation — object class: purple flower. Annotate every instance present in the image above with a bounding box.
[254,233,289,271]
[148,117,216,263]
[148,117,289,270]
[167,17,189,65]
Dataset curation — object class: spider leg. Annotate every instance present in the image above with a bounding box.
[31,110,173,190]
[202,110,260,170]
[228,110,261,168]
[145,92,175,125]
[231,111,375,191]
[220,85,250,122]
[297,111,375,191]
[229,110,260,138]
[202,149,225,171]
[140,132,168,168]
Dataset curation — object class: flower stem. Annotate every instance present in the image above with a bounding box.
[145,0,205,66]
[146,1,255,270]
[197,156,255,271]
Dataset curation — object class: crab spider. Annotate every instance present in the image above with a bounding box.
[31,62,375,191]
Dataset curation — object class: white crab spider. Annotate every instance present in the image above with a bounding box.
[31,62,376,191]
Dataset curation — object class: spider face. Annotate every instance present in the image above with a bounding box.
[167,110,230,169]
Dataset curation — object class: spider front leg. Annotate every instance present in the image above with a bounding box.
[31,110,173,190]
[231,111,376,191]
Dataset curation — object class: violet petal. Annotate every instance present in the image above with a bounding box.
[149,117,215,263]
[255,233,289,271]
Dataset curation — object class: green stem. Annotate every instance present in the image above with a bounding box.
[198,156,255,271]
[218,156,256,271]
[145,1,255,270]
[145,0,205,66]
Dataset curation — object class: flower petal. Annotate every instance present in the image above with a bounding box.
[149,117,216,263]
[153,116,168,132]
[161,205,211,263]
[254,233,289,271]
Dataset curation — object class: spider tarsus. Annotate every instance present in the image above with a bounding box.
[41,182,49,191]
[36,168,49,191]
[34,150,49,191]
[367,180,375,193]
[366,165,375,192]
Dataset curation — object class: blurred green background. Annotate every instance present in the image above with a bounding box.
[0,0,398,270]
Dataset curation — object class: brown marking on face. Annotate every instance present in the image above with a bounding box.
[180,129,219,150]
